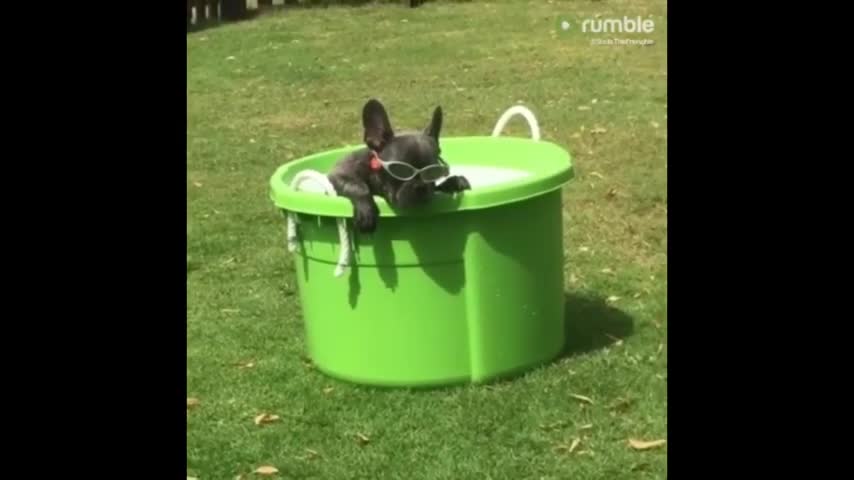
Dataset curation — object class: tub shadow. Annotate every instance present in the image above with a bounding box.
[559,293,635,358]
[371,232,398,292]
[348,262,361,309]
[409,230,467,295]
[358,223,467,296]
[346,193,468,298]
[439,293,634,388]
[457,293,635,388]
[397,195,468,295]
[335,292,635,393]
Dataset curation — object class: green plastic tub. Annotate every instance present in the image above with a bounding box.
[269,107,574,387]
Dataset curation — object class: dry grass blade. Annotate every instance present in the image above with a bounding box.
[254,413,281,426]
[607,296,620,303]
[322,387,334,394]
[193,182,203,188]
[570,393,594,404]
[187,398,201,409]
[355,432,370,445]
[552,437,582,455]
[253,465,279,475]
[578,423,593,430]
[604,333,623,347]
[539,420,567,431]
[296,448,320,461]
[590,126,607,134]
[234,360,255,369]
[628,438,667,450]
[188,477,199,480]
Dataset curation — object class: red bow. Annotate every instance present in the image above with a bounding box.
[369,151,382,171]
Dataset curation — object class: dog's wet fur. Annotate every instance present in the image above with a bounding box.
[328,99,470,233]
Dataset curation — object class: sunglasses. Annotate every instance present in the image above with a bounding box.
[369,151,450,182]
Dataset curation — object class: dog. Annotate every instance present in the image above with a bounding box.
[328,99,471,233]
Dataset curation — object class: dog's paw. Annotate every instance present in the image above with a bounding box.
[455,176,471,191]
[438,175,471,193]
[353,201,379,233]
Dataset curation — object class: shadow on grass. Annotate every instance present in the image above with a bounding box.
[461,292,635,389]
[559,292,635,358]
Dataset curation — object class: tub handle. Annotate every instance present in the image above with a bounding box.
[286,170,352,278]
[491,105,541,141]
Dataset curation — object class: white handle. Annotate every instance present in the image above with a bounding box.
[492,105,541,141]
[287,170,352,278]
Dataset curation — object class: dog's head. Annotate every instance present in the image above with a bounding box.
[362,99,448,208]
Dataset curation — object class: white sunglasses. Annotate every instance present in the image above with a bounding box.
[369,151,450,182]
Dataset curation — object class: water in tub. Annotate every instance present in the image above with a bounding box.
[294,165,529,195]
[441,165,530,189]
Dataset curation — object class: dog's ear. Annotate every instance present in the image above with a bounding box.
[424,105,443,141]
[362,99,394,151]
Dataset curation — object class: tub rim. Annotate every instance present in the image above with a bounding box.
[269,136,573,218]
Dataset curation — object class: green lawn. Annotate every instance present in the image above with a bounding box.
[187,1,667,478]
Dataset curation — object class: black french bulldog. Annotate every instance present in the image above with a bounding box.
[328,99,471,233]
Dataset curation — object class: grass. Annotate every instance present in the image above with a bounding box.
[187,1,667,478]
